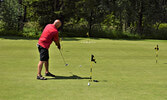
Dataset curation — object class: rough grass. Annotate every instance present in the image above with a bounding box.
[0,37,167,100]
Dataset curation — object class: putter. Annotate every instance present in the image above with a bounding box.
[59,49,68,66]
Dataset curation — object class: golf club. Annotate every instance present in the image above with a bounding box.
[59,49,68,66]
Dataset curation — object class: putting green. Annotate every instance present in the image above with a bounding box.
[0,37,167,100]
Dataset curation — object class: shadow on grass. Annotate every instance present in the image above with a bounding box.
[47,74,102,83]
[47,74,90,80]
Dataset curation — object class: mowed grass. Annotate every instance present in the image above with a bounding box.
[0,37,167,100]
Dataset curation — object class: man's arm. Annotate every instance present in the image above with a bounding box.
[54,40,61,49]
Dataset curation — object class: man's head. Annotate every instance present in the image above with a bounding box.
[53,20,62,29]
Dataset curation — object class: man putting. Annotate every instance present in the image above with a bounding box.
[37,19,62,80]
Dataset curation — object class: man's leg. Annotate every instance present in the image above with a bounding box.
[37,61,47,80]
[37,61,44,76]
[37,44,47,80]
[44,60,55,77]
[44,60,49,73]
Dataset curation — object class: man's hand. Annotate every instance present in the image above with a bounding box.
[55,41,61,50]
[57,45,61,50]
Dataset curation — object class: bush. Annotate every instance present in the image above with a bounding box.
[23,22,42,35]
[62,25,140,39]
[0,21,166,40]
[0,30,22,36]
[142,23,167,39]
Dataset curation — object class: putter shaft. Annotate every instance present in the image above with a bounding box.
[59,50,67,65]
[89,62,93,82]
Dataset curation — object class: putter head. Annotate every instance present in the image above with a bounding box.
[65,64,69,66]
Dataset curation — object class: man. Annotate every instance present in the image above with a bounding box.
[37,19,62,80]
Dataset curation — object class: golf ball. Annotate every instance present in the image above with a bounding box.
[80,65,82,67]
[88,82,90,86]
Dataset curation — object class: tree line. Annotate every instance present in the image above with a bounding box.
[0,0,167,39]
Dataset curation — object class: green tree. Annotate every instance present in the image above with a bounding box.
[75,0,108,36]
[1,0,23,31]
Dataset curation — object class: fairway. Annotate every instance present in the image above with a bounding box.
[0,37,167,100]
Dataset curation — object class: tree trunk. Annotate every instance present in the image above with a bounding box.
[23,5,27,22]
[155,23,161,31]
[18,0,22,31]
[18,0,25,31]
[138,1,143,35]
[119,11,123,31]
[88,11,93,37]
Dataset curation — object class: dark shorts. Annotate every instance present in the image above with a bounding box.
[37,44,49,61]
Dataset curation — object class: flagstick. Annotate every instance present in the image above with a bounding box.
[89,62,93,82]
[156,50,158,63]
[154,45,159,64]
[89,55,96,82]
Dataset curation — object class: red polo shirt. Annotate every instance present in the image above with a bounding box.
[38,24,59,49]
